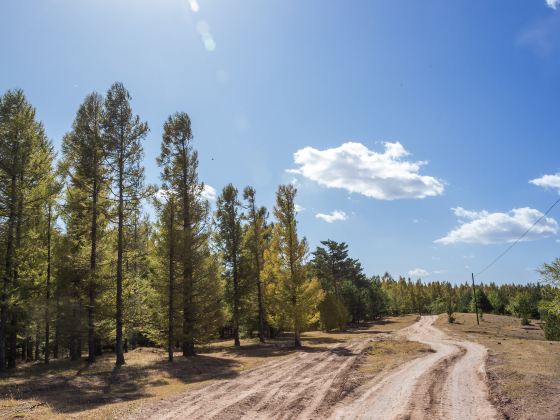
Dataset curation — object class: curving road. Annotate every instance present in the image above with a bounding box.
[333,316,498,419]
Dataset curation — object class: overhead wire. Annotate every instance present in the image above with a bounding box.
[473,196,560,278]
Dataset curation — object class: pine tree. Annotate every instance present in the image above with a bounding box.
[61,92,107,363]
[216,184,243,347]
[166,195,177,361]
[157,112,213,356]
[263,185,323,347]
[0,89,55,369]
[103,83,148,365]
[243,186,268,343]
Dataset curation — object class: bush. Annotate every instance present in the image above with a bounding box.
[507,291,533,326]
[319,295,349,332]
[429,297,446,315]
[539,302,560,341]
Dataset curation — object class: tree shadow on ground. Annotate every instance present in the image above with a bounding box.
[0,353,240,415]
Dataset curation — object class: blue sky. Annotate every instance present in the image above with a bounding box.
[2,0,560,284]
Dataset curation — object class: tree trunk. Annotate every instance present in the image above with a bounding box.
[168,199,175,362]
[26,337,32,362]
[88,177,98,364]
[294,325,301,348]
[45,204,52,364]
[233,263,240,347]
[287,211,301,349]
[34,329,40,361]
[115,152,125,366]
[256,279,266,343]
[0,143,19,372]
[8,188,24,369]
[53,277,61,359]
[182,164,195,357]
[250,201,266,344]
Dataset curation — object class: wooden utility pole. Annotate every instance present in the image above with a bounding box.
[471,273,479,325]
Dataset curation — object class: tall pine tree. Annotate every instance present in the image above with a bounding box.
[61,92,107,363]
[243,186,268,343]
[103,83,148,365]
[263,185,323,347]
[216,184,243,347]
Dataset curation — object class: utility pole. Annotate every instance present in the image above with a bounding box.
[471,273,479,325]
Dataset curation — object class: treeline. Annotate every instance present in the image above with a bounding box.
[378,275,556,323]
[0,84,559,371]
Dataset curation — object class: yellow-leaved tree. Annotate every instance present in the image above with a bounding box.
[262,185,324,347]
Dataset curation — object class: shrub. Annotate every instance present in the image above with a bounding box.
[319,295,349,332]
[429,297,446,315]
[507,292,533,326]
[539,302,560,341]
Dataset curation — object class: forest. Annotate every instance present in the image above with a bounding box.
[1,82,559,372]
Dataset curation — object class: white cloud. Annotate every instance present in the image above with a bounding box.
[295,204,305,213]
[408,268,430,277]
[530,173,560,191]
[435,207,558,245]
[315,210,348,223]
[546,0,559,9]
[288,142,444,200]
[201,184,217,202]
[432,269,447,275]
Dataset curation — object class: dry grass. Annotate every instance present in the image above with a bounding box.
[435,312,560,420]
[0,316,417,419]
[359,339,433,377]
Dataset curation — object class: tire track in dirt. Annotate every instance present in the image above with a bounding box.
[131,317,497,419]
[333,315,498,420]
[132,337,385,420]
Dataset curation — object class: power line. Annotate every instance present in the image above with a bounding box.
[474,196,560,278]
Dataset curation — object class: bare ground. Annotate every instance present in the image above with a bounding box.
[5,314,549,419]
[436,313,560,420]
[129,316,498,420]
[0,316,417,419]
[332,315,497,420]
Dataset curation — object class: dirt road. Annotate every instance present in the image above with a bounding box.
[132,316,497,419]
[333,315,498,419]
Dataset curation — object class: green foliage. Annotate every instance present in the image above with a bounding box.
[312,240,384,323]
[242,186,269,342]
[486,289,508,314]
[537,259,560,340]
[539,301,560,341]
[215,184,248,346]
[319,295,348,332]
[262,185,324,345]
[507,292,533,325]
[429,298,447,315]
[3,84,560,373]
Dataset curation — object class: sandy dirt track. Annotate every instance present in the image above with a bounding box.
[131,316,497,420]
[333,316,498,419]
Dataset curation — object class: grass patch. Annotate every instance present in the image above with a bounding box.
[359,339,432,378]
